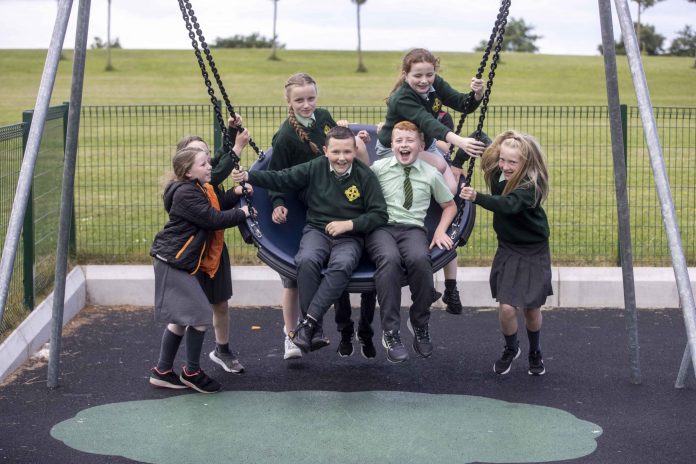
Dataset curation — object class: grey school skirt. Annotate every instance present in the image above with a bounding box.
[489,240,553,309]
[153,258,213,326]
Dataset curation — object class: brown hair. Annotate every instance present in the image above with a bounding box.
[284,72,320,155]
[324,125,356,148]
[175,135,206,152]
[480,130,549,206]
[161,146,206,189]
[389,48,440,97]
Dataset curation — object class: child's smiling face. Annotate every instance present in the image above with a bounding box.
[498,144,523,180]
[391,128,423,166]
[323,137,356,176]
[287,83,317,119]
[186,150,212,184]
[404,61,436,94]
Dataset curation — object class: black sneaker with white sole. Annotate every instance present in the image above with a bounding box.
[528,350,546,376]
[358,334,377,359]
[382,330,409,363]
[493,344,521,375]
[179,368,222,394]
[407,319,433,358]
[337,332,354,357]
[149,368,188,389]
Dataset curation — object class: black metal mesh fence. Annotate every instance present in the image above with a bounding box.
[0,124,26,336]
[74,104,695,266]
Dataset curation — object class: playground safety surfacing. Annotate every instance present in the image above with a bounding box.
[1,305,695,463]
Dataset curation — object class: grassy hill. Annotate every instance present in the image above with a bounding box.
[1,48,695,125]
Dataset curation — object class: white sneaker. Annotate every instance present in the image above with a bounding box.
[284,336,302,360]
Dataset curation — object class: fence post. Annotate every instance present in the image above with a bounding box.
[21,111,35,311]
[62,102,77,259]
[616,104,628,266]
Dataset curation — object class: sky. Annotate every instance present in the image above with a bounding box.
[0,0,693,55]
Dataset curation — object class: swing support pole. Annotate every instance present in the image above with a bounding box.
[0,0,74,323]
[47,0,92,389]
[598,0,641,385]
[612,0,696,388]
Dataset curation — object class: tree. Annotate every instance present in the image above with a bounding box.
[352,0,367,72]
[268,0,280,61]
[630,0,666,53]
[669,25,696,68]
[610,22,665,55]
[105,0,115,71]
[212,33,281,48]
[475,17,541,53]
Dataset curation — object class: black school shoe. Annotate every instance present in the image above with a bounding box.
[442,287,463,315]
[311,327,331,351]
[179,368,222,394]
[292,317,319,353]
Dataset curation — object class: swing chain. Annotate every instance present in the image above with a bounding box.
[448,0,511,242]
[177,0,262,237]
[463,0,510,188]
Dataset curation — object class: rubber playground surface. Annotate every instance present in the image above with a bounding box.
[1,304,695,464]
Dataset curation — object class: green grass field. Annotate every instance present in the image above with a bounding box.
[1,49,696,125]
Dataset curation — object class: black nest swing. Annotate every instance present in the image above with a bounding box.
[242,124,476,293]
[177,0,511,293]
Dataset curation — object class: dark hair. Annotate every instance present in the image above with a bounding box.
[324,126,356,147]
[284,72,320,155]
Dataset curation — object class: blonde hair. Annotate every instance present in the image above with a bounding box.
[389,48,440,97]
[480,130,549,206]
[284,72,320,155]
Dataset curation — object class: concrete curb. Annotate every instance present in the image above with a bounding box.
[0,267,86,383]
[83,265,695,309]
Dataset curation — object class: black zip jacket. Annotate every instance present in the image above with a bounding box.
[150,180,246,273]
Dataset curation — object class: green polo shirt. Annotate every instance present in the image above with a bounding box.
[370,157,453,227]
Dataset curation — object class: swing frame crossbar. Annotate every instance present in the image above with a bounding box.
[0,0,693,391]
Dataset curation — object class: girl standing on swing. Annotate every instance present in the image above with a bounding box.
[376,47,488,314]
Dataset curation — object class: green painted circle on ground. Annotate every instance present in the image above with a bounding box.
[51,391,602,463]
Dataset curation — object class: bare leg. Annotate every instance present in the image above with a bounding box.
[523,307,542,332]
[283,288,301,334]
[498,303,518,336]
[355,137,371,165]
[167,323,185,336]
[211,301,229,345]
[419,151,457,194]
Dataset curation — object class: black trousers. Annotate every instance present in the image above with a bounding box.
[365,225,434,332]
[334,290,377,339]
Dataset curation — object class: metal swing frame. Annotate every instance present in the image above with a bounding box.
[0,0,693,390]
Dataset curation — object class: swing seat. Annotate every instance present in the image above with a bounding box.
[240,124,476,293]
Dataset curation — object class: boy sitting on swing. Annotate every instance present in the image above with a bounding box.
[367,121,457,363]
[231,126,388,353]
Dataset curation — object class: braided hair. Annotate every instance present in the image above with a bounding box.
[284,72,320,155]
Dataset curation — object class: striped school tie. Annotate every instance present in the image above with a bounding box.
[403,166,413,210]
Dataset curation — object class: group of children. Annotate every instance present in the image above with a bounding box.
[149,48,552,393]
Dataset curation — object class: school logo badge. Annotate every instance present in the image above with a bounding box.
[323,124,332,135]
[432,97,442,113]
[344,185,360,202]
